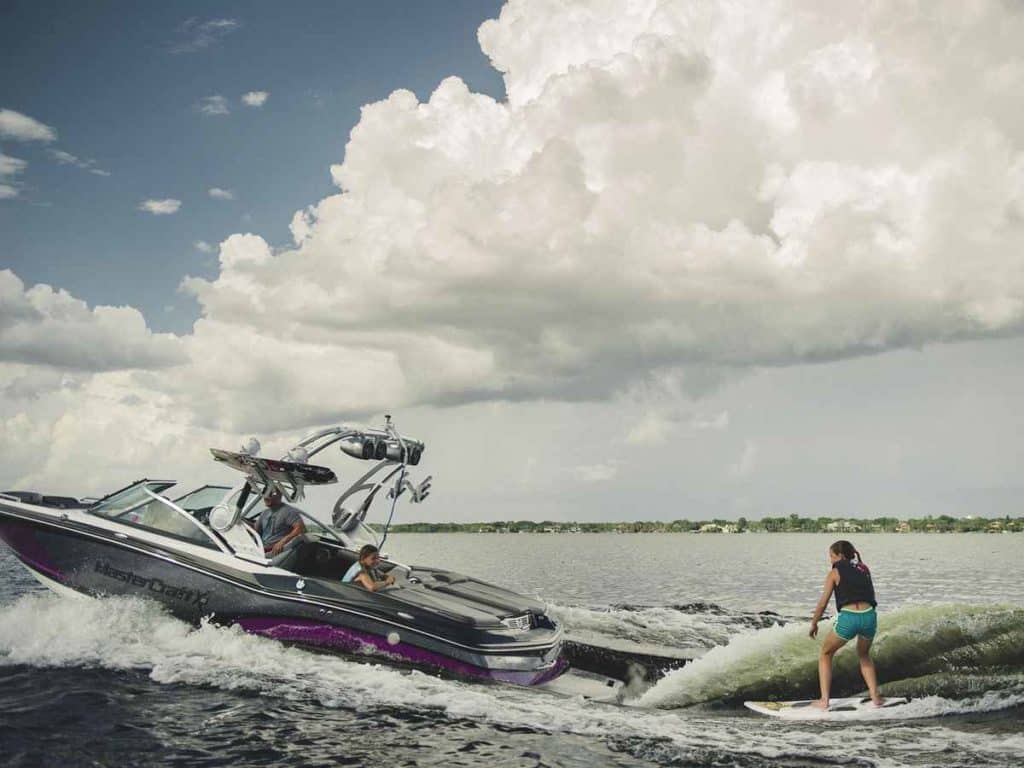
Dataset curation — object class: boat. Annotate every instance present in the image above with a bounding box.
[0,417,568,686]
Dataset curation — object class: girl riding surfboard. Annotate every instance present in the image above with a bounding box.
[808,540,884,709]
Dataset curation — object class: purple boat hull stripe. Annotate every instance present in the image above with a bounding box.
[0,519,65,581]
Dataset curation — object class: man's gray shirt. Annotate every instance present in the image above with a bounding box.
[258,503,302,548]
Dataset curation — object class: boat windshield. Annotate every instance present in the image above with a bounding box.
[90,481,176,517]
[90,480,220,550]
[174,485,231,512]
[300,512,344,545]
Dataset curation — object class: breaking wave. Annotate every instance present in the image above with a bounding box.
[640,603,1024,708]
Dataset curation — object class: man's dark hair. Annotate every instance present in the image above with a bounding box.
[359,544,379,560]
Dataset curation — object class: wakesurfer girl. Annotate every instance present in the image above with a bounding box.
[808,540,884,708]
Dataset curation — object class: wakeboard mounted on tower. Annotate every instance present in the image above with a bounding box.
[206,415,431,546]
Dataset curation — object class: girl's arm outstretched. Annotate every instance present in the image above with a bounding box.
[809,570,838,638]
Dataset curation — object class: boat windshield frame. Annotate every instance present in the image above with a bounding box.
[88,479,231,554]
[173,484,233,512]
[87,479,177,515]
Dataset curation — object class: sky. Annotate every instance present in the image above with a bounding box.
[0,0,505,333]
[1,0,1023,524]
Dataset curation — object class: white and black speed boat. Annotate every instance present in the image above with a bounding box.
[0,418,567,686]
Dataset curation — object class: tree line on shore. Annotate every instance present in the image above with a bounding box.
[385,513,1022,534]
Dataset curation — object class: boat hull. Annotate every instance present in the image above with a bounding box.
[0,510,564,686]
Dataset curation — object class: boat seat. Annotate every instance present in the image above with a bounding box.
[291,539,359,580]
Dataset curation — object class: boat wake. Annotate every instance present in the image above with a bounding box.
[640,603,1024,708]
[1,593,1023,767]
[548,601,791,653]
[548,601,791,683]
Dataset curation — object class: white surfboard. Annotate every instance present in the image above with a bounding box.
[744,696,910,720]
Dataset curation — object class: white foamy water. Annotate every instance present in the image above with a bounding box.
[1,591,1022,767]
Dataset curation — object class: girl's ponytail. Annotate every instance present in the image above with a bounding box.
[830,540,869,572]
[852,547,869,573]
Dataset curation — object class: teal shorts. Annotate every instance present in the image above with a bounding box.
[834,607,877,641]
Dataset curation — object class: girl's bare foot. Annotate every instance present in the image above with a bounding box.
[872,697,885,707]
[809,699,830,710]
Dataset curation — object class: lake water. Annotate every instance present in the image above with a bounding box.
[2,533,1022,767]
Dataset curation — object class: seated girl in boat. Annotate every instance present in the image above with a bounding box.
[342,544,396,592]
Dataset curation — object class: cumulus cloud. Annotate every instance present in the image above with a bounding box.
[170,0,1024,432]
[208,187,234,200]
[48,149,110,177]
[198,95,230,116]
[138,198,181,215]
[242,91,269,107]
[626,413,673,445]
[574,461,619,483]
[0,270,184,372]
[0,367,227,495]
[0,153,27,177]
[49,149,80,165]
[692,411,729,431]
[170,18,240,54]
[731,440,758,478]
[7,0,1024,488]
[626,409,729,444]
[0,108,56,142]
[0,153,23,198]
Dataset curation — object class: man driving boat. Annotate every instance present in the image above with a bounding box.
[252,487,305,568]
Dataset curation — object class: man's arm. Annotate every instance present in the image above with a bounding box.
[270,518,305,555]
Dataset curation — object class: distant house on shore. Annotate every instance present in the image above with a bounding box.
[825,520,862,533]
[698,523,738,533]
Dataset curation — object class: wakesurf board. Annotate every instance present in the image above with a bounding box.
[744,696,910,720]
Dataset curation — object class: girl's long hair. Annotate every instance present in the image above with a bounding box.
[830,539,869,573]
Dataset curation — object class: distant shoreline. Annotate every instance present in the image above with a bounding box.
[384,516,1022,534]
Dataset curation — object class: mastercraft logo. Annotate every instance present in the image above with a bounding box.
[94,561,210,607]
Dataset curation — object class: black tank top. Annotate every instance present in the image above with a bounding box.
[833,559,877,611]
